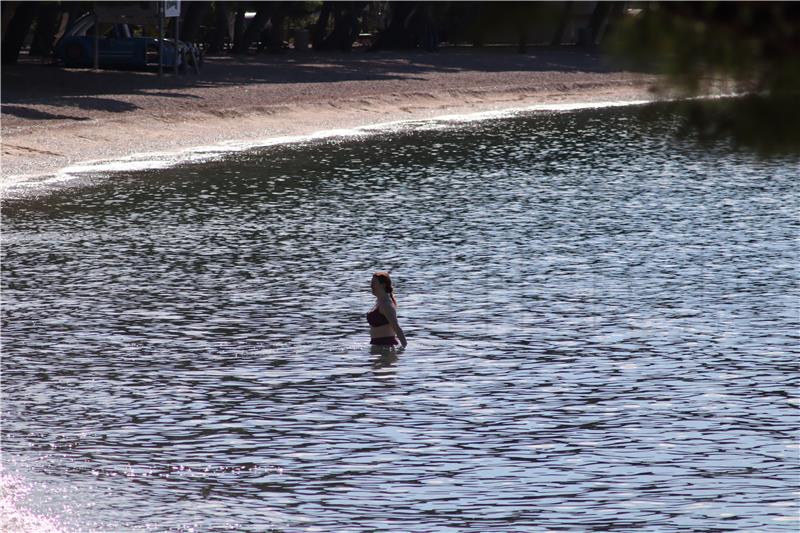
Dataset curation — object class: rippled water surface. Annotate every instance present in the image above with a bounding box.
[2,105,799,531]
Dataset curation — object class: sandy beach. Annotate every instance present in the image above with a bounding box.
[1,48,659,184]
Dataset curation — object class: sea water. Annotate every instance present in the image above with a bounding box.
[1,104,798,531]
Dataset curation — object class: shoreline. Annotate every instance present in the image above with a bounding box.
[1,49,661,188]
[7,97,656,195]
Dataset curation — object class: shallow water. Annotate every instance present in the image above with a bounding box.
[2,105,799,531]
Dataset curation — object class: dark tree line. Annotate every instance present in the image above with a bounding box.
[2,1,625,64]
[609,2,800,155]
[5,2,793,154]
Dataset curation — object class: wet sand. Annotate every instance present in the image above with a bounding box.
[1,47,660,185]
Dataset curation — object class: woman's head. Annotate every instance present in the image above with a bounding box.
[371,271,396,303]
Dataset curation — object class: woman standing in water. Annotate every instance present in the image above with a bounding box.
[367,272,408,349]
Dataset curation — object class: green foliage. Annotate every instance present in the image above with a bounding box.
[608,2,800,155]
[283,1,322,29]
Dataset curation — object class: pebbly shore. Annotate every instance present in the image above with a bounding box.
[1,47,660,186]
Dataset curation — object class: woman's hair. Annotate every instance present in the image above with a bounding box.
[373,271,397,304]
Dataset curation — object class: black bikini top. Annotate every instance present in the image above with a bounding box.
[367,306,389,327]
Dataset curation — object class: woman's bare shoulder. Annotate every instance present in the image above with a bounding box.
[378,297,396,312]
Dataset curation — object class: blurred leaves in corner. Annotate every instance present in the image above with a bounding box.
[607,1,800,156]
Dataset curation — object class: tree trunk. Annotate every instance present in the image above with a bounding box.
[322,2,363,52]
[335,3,356,52]
[233,3,273,54]
[586,1,621,46]
[264,3,286,53]
[597,2,626,45]
[209,1,230,54]
[551,1,573,46]
[30,2,62,57]
[467,2,487,48]
[232,3,246,52]
[181,1,210,43]
[370,1,419,50]
[311,1,332,50]
[421,3,438,52]
[2,1,39,64]
[2,2,21,37]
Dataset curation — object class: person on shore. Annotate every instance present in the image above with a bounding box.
[367,272,408,349]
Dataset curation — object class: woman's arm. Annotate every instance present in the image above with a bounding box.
[380,299,407,348]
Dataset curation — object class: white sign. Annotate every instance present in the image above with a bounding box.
[164,0,181,18]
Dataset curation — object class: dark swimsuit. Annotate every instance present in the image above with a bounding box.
[367,306,398,346]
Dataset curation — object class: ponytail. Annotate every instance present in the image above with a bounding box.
[374,271,397,305]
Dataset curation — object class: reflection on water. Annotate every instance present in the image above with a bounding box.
[2,105,799,531]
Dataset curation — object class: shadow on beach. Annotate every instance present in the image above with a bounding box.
[2,46,622,105]
[1,45,655,181]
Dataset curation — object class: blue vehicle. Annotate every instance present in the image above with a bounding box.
[54,13,200,71]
